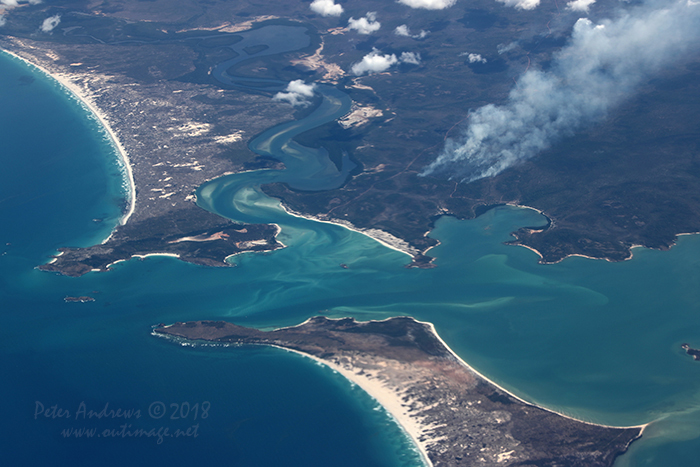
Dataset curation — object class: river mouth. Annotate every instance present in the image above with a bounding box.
[3,21,700,467]
[196,24,356,238]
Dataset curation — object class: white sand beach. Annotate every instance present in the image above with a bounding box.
[0,49,136,227]
[273,345,435,467]
[279,203,419,258]
[272,317,649,467]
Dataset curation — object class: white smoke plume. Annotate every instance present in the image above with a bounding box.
[398,0,456,9]
[395,24,429,38]
[423,0,700,182]
[497,42,519,54]
[567,0,596,12]
[310,0,343,17]
[496,0,540,10]
[40,14,60,32]
[351,49,398,75]
[273,80,317,107]
[347,12,381,34]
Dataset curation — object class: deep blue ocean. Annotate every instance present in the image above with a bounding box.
[1,48,700,466]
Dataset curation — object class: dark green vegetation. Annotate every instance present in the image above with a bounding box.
[261,14,700,263]
[2,0,699,265]
[156,317,643,466]
[41,206,281,276]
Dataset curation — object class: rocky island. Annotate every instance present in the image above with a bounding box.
[154,316,644,466]
[681,343,700,361]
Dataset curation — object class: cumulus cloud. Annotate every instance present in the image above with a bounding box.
[400,51,422,65]
[398,0,456,9]
[0,0,42,27]
[461,52,487,63]
[1,0,41,7]
[423,0,700,182]
[347,11,381,34]
[394,24,429,38]
[567,0,596,12]
[351,49,398,75]
[310,0,343,17]
[40,14,60,32]
[496,0,540,10]
[395,24,411,36]
[351,49,424,75]
[273,80,317,107]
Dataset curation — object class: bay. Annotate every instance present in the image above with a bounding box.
[1,45,700,466]
[0,51,423,467]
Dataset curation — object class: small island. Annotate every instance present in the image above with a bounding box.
[681,343,700,361]
[63,296,95,303]
[154,316,643,466]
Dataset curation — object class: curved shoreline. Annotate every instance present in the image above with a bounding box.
[269,344,433,467]
[500,202,700,265]
[153,328,433,466]
[0,49,136,227]
[418,318,650,432]
[154,316,648,466]
[278,202,418,258]
[273,319,648,466]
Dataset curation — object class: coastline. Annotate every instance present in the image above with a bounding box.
[417,318,649,432]
[105,252,181,270]
[503,202,700,265]
[270,345,434,467]
[154,315,648,467]
[152,322,434,467]
[152,328,434,465]
[278,202,418,259]
[0,49,136,228]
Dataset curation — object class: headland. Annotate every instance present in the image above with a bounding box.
[154,316,644,467]
[0,36,293,275]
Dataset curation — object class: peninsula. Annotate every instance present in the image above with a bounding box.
[0,38,291,276]
[154,316,643,466]
[2,0,699,272]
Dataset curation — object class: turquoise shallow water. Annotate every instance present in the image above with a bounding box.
[2,42,700,466]
[0,51,423,467]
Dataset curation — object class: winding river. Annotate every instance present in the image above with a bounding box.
[2,23,700,467]
[198,25,357,241]
[181,25,700,466]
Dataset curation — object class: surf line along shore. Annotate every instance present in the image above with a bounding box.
[0,49,136,227]
[153,316,645,467]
